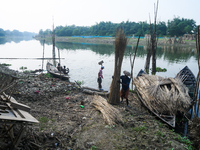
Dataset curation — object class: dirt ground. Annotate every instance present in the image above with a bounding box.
[3,74,193,150]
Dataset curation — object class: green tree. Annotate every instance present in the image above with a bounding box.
[72,29,80,35]
[0,28,5,36]
[12,30,23,36]
[39,29,44,35]
[167,17,196,36]
[38,18,196,37]
[65,29,73,36]
[184,25,193,34]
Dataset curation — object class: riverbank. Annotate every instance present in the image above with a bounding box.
[0,65,195,149]
[34,36,196,47]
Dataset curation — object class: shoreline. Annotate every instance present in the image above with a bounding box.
[34,36,197,47]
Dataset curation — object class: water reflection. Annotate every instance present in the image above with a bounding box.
[57,42,115,55]
[0,38,7,45]
[46,42,197,64]
[0,36,34,44]
[0,39,198,91]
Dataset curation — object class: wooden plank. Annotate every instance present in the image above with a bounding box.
[10,102,30,112]
[2,93,18,103]
[82,86,108,92]
[18,109,39,123]
[0,95,7,101]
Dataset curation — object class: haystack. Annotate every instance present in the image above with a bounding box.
[133,74,191,115]
[91,95,123,125]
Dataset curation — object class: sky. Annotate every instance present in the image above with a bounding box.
[0,0,199,33]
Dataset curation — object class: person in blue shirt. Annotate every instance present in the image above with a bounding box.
[119,71,131,107]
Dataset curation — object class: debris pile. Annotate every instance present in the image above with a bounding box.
[11,74,80,101]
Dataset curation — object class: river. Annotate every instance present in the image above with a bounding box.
[0,38,198,92]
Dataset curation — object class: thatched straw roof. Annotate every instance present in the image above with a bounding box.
[133,74,191,115]
[91,95,123,125]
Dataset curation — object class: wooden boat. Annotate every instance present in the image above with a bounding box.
[135,69,176,127]
[134,67,195,128]
[46,61,70,80]
[82,86,109,97]
[176,66,196,99]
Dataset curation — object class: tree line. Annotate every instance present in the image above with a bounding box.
[0,29,36,37]
[38,17,197,37]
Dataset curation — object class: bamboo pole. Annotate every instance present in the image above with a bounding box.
[42,39,45,73]
[196,26,200,117]
[58,48,61,79]
[151,0,159,74]
[129,35,140,90]
[144,14,152,74]
[52,21,56,67]
[192,26,200,118]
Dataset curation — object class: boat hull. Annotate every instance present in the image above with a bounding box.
[46,62,70,80]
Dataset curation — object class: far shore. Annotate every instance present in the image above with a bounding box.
[34,36,196,47]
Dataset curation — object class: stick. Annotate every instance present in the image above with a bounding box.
[58,48,61,79]
[42,39,45,73]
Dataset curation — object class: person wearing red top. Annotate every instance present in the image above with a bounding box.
[97,66,104,90]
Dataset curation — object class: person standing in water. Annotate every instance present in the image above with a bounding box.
[97,66,104,90]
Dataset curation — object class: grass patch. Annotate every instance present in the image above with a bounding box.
[19,66,27,70]
[157,130,166,137]
[76,80,85,85]
[38,117,50,130]
[133,126,147,132]
[44,73,53,78]
[156,67,167,72]
[23,70,33,73]
[89,146,97,150]
[0,63,11,67]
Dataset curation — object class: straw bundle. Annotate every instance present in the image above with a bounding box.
[133,74,191,115]
[109,29,128,104]
[91,95,123,125]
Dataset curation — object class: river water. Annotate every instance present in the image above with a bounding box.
[0,38,198,91]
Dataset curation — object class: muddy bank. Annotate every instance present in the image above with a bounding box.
[0,65,195,149]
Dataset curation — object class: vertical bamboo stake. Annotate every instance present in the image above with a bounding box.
[42,39,45,73]
[196,26,200,117]
[152,0,159,74]
[192,26,200,118]
[129,35,140,90]
[58,48,61,79]
[145,14,152,74]
[52,19,56,67]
